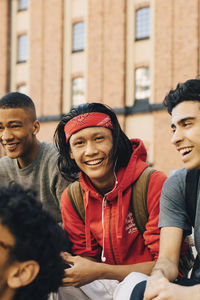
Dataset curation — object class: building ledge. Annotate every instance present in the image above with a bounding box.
[38,100,165,122]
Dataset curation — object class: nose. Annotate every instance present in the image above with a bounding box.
[0,128,14,142]
[85,141,98,155]
[171,128,184,145]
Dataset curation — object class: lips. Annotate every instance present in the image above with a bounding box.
[4,143,19,152]
[178,146,193,157]
[85,158,104,166]
[177,146,194,161]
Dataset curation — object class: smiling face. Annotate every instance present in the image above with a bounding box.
[69,126,115,193]
[171,100,200,170]
[0,108,40,168]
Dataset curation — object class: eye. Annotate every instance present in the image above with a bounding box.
[95,136,104,141]
[183,121,192,127]
[74,140,84,146]
[11,124,21,129]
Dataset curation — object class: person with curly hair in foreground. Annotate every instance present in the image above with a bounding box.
[0,182,70,300]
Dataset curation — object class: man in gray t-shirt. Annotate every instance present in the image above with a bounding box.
[129,79,200,300]
[0,92,69,223]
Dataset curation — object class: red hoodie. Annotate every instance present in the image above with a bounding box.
[61,139,167,265]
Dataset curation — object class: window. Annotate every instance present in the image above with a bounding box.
[72,77,85,107]
[18,0,29,10]
[72,22,85,52]
[17,34,28,63]
[135,67,150,100]
[136,7,150,40]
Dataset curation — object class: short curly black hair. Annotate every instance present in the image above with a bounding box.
[163,79,200,114]
[0,183,70,300]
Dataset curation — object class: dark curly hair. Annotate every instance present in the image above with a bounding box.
[0,183,70,300]
[163,79,200,114]
[54,102,133,182]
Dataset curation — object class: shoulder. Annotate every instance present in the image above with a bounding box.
[162,168,187,196]
[160,168,187,210]
[159,168,190,231]
[39,142,59,163]
[40,141,57,154]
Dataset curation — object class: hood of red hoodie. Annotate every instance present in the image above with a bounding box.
[79,138,149,201]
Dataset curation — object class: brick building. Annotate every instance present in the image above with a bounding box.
[0,0,199,175]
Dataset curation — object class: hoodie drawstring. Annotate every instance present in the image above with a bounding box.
[101,196,107,262]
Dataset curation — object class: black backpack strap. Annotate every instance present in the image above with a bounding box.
[185,169,200,227]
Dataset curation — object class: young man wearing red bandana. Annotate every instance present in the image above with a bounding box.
[54,103,167,299]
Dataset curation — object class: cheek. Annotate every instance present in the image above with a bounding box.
[69,146,75,160]
[69,148,81,163]
[70,151,74,160]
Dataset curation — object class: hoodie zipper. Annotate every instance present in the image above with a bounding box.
[102,196,117,264]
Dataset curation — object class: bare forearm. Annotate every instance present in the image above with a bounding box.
[96,261,155,281]
[63,253,155,286]
[151,257,178,282]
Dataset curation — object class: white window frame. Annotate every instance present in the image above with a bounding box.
[135,67,150,100]
[136,7,150,40]
[72,77,85,107]
[72,22,85,52]
[18,0,29,11]
[17,34,28,63]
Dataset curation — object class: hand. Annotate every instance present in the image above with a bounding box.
[143,272,165,300]
[144,277,199,300]
[61,252,100,287]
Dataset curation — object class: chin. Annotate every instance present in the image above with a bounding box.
[184,162,200,170]
[7,152,19,159]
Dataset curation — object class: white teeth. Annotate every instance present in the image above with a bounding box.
[179,147,192,155]
[5,143,18,150]
[86,159,103,165]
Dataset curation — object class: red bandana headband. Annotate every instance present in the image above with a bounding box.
[64,112,113,142]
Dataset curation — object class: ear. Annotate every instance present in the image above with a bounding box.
[7,260,40,289]
[32,120,40,136]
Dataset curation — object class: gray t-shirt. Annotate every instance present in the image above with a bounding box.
[0,142,69,222]
[159,168,200,278]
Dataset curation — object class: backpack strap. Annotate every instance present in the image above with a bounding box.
[67,181,85,222]
[130,167,156,236]
[185,169,200,227]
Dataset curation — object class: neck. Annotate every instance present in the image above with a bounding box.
[0,287,15,300]
[17,139,40,169]
[92,172,118,195]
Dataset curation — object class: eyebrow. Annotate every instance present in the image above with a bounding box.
[171,117,195,129]
[0,240,13,250]
[0,121,23,126]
